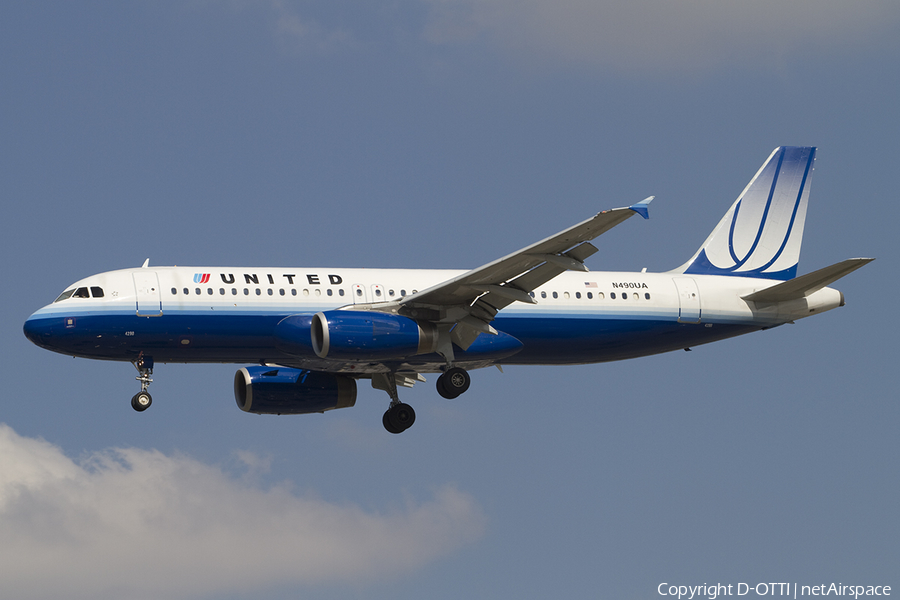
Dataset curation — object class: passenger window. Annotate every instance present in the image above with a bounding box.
[171,288,177,295]
[552,291,558,299]
[315,289,321,296]
[327,289,333,296]
[541,291,547,299]
[220,288,225,295]
[529,292,535,298]
[645,293,651,300]
[587,292,593,299]
[73,287,90,298]
[292,289,297,296]
[611,292,616,299]
[598,292,605,299]
[243,289,249,295]
[356,289,362,297]
[303,289,310,296]
[207,288,213,295]
[195,288,201,295]
[232,288,238,296]
[54,289,75,302]
[256,289,261,296]
[632,293,639,300]
[339,289,345,296]
[267,289,273,296]
[375,288,382,297]
[183,288,189,295]
[280,289,285,296]
[400,289,406,296]
[575,292,581,299]
[563,292,570,299]
[389,290,395,297]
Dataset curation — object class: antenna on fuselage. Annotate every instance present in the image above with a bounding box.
[141,258,150,268]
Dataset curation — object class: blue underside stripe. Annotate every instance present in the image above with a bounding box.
[25,311,761,366]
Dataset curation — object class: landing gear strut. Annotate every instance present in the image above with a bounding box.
[131,354,153,412]
[437,367,470,399]
[373,373,416,434]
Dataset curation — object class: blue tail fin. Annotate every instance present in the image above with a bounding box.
[675,146,816,281]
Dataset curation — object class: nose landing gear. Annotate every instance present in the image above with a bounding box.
[131,354,154,412]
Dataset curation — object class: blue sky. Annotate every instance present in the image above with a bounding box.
[1,2,897,599]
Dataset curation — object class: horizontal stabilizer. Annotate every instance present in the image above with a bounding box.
[742,258,874,303]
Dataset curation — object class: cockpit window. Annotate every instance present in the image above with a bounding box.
[53,286,104,302]
[54,289,75,303]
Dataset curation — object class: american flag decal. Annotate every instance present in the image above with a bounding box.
[584,282,598,288]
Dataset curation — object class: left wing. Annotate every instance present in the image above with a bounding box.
[393,198,653,355]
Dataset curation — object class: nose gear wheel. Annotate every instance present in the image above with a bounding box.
[131,391,152,411]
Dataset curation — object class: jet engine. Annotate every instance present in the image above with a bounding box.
[310,310,438,360]
[273,314,317,357]
[234,366,357,415]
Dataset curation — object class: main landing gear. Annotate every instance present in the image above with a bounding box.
[373,373,416,434]
[131,354,153,412]
[436,367,470,399]
[374,366,472,434]
[383,403,416,434]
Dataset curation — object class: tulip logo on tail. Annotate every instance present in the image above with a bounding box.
[682,146,816,281]
[193,273,210,284]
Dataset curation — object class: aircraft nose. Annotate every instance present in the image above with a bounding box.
[23,313,52,348]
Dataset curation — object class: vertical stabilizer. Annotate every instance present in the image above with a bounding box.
[675,146,816,280]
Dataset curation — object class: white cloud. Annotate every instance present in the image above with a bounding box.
[422,0,900,72]
[0,424,485,600]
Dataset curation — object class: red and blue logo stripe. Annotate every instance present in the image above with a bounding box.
[193,273,210,284]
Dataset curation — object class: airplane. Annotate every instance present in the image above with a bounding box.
[23,146,873,433]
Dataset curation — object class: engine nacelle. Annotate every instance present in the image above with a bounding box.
[273,314,317,357]
[234,366,357,415]
[311,310,438,360]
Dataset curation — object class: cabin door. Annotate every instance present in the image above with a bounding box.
[673,277,701,323]
[133,272,163,316]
